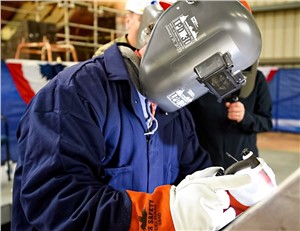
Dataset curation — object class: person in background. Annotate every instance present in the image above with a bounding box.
[187,62,273,169]
[93,0,153,56]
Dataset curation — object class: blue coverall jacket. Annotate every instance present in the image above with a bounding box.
[12,44,211,231]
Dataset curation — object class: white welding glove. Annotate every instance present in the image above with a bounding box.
[170,167,252,231]
[228,157,277,214]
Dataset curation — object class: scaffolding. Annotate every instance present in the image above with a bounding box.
[1,1,126,61]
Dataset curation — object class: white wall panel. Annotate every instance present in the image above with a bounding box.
[250,0,300,6]
[295,10,300,56]
[252,3,300,66]
[274,11,285,58]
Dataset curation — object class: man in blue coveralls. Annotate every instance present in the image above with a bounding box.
[12,1,276,231]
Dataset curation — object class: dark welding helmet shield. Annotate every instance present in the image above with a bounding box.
[239,60,259,98]
[136,3,164,49]
[139,0,262,112]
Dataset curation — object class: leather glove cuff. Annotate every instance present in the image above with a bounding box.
[127,185,174,231]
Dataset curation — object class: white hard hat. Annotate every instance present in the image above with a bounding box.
[125,0,156,14]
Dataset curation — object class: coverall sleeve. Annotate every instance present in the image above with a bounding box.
[174,108,212,184]
[15,76,132,230]
[126,109,211,231]
[238,71,273,133]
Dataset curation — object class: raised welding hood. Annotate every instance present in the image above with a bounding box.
[139,0,262,112]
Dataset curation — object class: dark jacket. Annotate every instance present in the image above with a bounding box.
[187,70,272,169]
[12,44,211,231]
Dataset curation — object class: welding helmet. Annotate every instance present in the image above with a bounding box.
[239,60,259,98]
[136,2,164,49]
[138,0,262,112]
